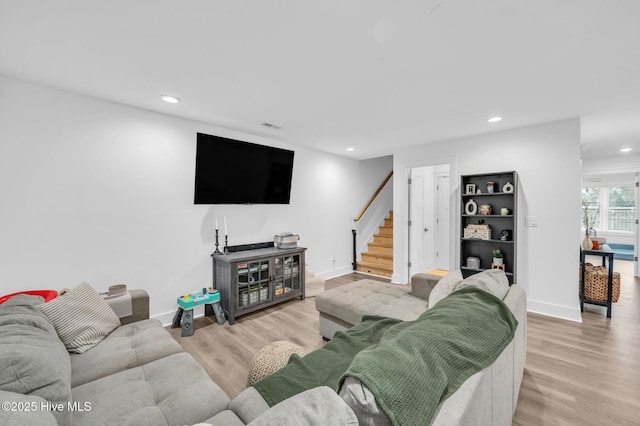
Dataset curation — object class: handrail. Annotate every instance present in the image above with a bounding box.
[352,170,393,270]
[354,171,393,223]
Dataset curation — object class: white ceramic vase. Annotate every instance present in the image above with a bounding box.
[582,235,593,250]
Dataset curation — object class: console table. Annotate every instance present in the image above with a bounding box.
[580,244,615,318]
[212,246,306,324]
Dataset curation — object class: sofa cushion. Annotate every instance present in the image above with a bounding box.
[38,282,121,353]
[0,390,58,426]
[339,376,391,425]
[428,269,464,307]
[229,387,272,424]
[205,409,246,426]
[248,386,358,426]
[0,295,73,426]
[70,319,184,387]
[455,269,509,300]
[71,352,230,426]
[315,280,427,325]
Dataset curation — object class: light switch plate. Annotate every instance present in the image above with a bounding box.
[525,216,538,227]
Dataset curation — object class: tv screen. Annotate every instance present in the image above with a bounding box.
[194,132,295,204]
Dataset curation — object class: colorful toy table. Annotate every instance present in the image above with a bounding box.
[171,289,225,337]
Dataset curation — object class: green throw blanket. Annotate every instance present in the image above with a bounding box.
[253,286,518,425]
[341,286,518,425]
[252,315,402,406]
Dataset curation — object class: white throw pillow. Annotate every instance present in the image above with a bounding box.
[38,282,120,353]
[454,269,509,300]
[428,270,464,308]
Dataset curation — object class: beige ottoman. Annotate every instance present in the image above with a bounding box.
[314,277,439,340]
[247,340,307,385]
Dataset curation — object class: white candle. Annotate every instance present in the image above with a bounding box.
[215,217,218,230]
[224,216,228,235]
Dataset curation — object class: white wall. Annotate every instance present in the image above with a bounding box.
[0,76,391,323]
[393,119,582,322]
[582,154,640,175]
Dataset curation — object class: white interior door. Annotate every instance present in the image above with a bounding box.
[435,173,450,270]
[410,168,431,274]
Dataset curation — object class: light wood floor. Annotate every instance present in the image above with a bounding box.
[169,267,640,425]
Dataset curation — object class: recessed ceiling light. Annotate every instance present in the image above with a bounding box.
[161,95,181,104]
[488,117,502,123]
[620,147,632,153]
[346,147,355,152]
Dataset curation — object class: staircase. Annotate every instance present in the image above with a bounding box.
[356,211,393,278]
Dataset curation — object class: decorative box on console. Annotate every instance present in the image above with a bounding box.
[466,257,481,269]
[464,224,491,240]
[274,233,299,249]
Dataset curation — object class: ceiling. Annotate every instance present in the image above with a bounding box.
[1,1,640,160]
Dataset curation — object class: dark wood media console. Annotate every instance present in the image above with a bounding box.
[212,246,306,324]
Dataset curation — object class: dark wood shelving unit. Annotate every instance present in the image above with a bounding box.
[460,171,518,284]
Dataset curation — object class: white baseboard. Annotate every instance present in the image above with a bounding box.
[527,299,582,323]
[316,265,355,280]
[153,310,177,327]
[391,273,405,284]
[152,306,215,328]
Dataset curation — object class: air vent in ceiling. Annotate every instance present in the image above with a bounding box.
[261,122,283,130]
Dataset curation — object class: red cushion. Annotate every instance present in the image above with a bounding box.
[0,290,58,305]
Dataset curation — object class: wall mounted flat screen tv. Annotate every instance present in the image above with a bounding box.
[194,132,294,204]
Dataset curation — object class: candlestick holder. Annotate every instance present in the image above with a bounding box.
[224,235,229,255]
[213,229,223,255]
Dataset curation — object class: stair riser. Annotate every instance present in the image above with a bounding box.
[356,265,392,278]
[378,226,393,236]
[361,254,393,266]
[367,245,393,255]
[374,235,393,244]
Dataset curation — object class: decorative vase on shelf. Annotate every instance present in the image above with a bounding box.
[582,234,593,250]
[479,204,492,215]
[487,182,495,193]
[465,199,478,215]
[492,257,504,266]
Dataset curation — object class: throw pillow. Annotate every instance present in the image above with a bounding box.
[428,269,463,308]
[37,282,121,353]
[454,269,509,300]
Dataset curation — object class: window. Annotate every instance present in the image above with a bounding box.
[608,187,635,231]
[581,188,601,231]
[582,186,636,233]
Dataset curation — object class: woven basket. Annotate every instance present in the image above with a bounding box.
[582,264,620,303]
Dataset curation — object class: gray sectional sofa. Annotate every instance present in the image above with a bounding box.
[315,269,527,425]
[0,290,356,426]
[0,293,230,425]
[1,269,526,425]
